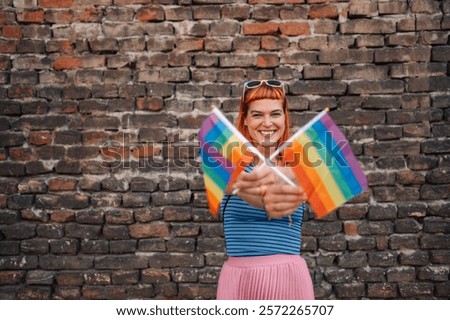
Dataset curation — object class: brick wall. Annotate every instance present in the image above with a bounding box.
[0,0,449,300]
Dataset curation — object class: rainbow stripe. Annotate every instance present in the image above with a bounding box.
[286,113,367,218]
[198,110,251,217]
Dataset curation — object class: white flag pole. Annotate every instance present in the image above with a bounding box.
[269,107,329,161]
[212,107,296,187]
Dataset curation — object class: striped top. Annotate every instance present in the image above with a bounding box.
[220,167,305,257]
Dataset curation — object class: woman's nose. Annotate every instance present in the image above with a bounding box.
[263,115,272,126]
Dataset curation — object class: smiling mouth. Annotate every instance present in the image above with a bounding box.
[259,130,276,137]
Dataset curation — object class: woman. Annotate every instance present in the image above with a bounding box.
[216,79,315,300]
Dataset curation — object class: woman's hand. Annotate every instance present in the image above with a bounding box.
[263,183,307,219]
[227,164,307,218]
[227,164,276,209]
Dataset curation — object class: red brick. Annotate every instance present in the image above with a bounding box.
[0,149,7,161]
[8,85,34,98]
[132,145,161,159]
[28,131,52,146]
[280,22,310,36]
[243,22,279,35]
[101,146,131,160]
[45,10,74,24]
[82,132,109,145]
[46,40,73,53]
[17,9,45,23]
[50,210,75,223]
[48,178,78,191]
[309,4,339,19]
[129,222,170,239]
[2,25,22,39]
[115,0,152,4]
[176,39,203,52]
[53,56,82,70]
[257,53,279,68]
[0,39,16,53]
[77,7,103,23]
[0,194,7,208]
[249,0,304,4]
[9,148,36,161]
[137,97,163,111]
[344,221,359,236]
[136,6,164,22]
[39,0,74,8]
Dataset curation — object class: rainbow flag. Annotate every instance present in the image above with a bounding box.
[280,110,368,218]
[198,108,252,218]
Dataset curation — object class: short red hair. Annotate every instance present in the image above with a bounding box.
[236,83,291,148]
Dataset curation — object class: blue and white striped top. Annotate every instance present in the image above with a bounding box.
[220,167,305,257]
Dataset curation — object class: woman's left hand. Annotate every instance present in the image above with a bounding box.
[262,183,307,219]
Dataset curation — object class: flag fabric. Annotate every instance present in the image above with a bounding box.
[283,112,368,218]
[198,109,252,218]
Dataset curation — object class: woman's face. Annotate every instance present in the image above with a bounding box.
[245,99,286,152]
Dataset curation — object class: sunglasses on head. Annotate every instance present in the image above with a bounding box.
[242,79,284,97]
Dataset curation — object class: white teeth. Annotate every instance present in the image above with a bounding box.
[260,131,275,136]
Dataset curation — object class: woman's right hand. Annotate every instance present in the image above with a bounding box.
[227,164,277,209]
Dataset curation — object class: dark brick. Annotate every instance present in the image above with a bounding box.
[421,234,450,249]
[418,266,449,281]
[0,162,26,177]
[49,239,79,254]
[359,221,393,235]
[427,202,450,217]
[420,184,449,200]
[367,204,397,220]
[317,235,347,251]
[399,282,434,298]
[103,225,130,240]
[399,250,429,266]
[337,252,367,268]
[0,255,38,270]
[335,283,365,299]
[421,139,450,154]
[302,221,342,236]
[394,218,422,233]
[1,223,36,240]
[348,237,376,251]
[430,250,450,264]
[389,234,419,249]
[110,240,137,254]
[122,193,150,208]
[367,283,397,298]
[423,217,450,233]
[95,255,148,270]
[436,282,450,297]
[197,238,224,253]
[65,224,102,240]
[0,241,20,255]
[387,266,416,282]
[0,133,25,147]
[323,267,353,283]
[21,239,49,254]
[368,251,397,267]
[7,194,35,210]
[0,271,26,285]
[17,286,52,299]
[167,238,196,253]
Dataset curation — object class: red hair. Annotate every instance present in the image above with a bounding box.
[236,83,291,148]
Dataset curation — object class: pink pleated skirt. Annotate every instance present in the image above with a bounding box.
[217,254,314,300]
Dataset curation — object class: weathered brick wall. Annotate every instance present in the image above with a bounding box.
[0,0,449,299]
